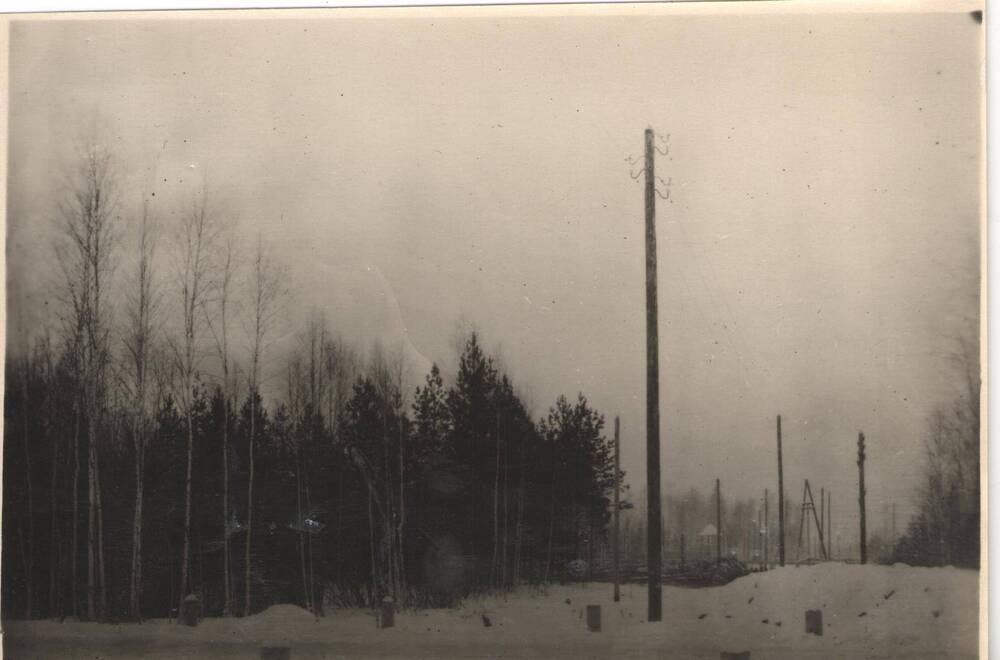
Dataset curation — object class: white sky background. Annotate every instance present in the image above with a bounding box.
[6,6,983,540]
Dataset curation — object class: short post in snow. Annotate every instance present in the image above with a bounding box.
[586,604,602,632]
[377,597,395,629]
[180,593,201,627]
[805,609,823,636]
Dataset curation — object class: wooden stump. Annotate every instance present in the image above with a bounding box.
[179,594,201,627]
[586,605,601,632]
[377,597,395,629]
[805,609,823,636]
[260,647,291,660]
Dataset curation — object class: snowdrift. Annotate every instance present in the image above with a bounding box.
[3,563,979,659]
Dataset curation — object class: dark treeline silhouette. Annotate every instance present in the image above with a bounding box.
[3,328,621,620]
[2,142,622,622]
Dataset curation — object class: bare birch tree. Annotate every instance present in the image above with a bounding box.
[321,330,358,589]
[16,353,36,619]
[284,313,328,613]
[243,234,283,616]
[38,334,62,618]
[368,341,407,601]
[205,230,240,616]
[169,191,217,618]
[53,140,120,621]
[285,355,311,611]
[121,193,159,621]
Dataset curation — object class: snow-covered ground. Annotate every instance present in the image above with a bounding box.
[3,563,978,659]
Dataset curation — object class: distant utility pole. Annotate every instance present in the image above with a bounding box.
[820,488,825,543]
[827,491,832,559]
[679,499,686,569]
[715,478,722,566]
[754,506,759,565]
[643,126,662,623]
[613,416,621,603]
[891,502,896,550]
[776,415,785,567]
[857,433,867,565]
[764,488,769,569]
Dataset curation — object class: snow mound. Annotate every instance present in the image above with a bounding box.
[249,604,316,625]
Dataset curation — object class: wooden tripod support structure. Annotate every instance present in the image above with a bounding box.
[795,479,828,561]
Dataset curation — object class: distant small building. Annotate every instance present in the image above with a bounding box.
[697,524,718,559]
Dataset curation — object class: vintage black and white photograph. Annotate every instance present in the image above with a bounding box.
[0,2,986,658]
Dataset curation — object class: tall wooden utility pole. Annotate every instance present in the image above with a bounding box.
[643,126,662,622]
[715,478,722,566]
[613,416,621,603]
[857,432,867,564]
[776,415,785,566]
[764,488,769,569]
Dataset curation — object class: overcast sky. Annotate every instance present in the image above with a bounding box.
[6,5,983,542]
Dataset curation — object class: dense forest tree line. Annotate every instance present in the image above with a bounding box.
[2,143,621,621]
[617,489,783,568]
[892,342,980,569]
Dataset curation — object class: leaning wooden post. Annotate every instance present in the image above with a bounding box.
[805,480,828,560]
[613,416,621,603]
[776,415,785,566]
[857,433,867,565]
